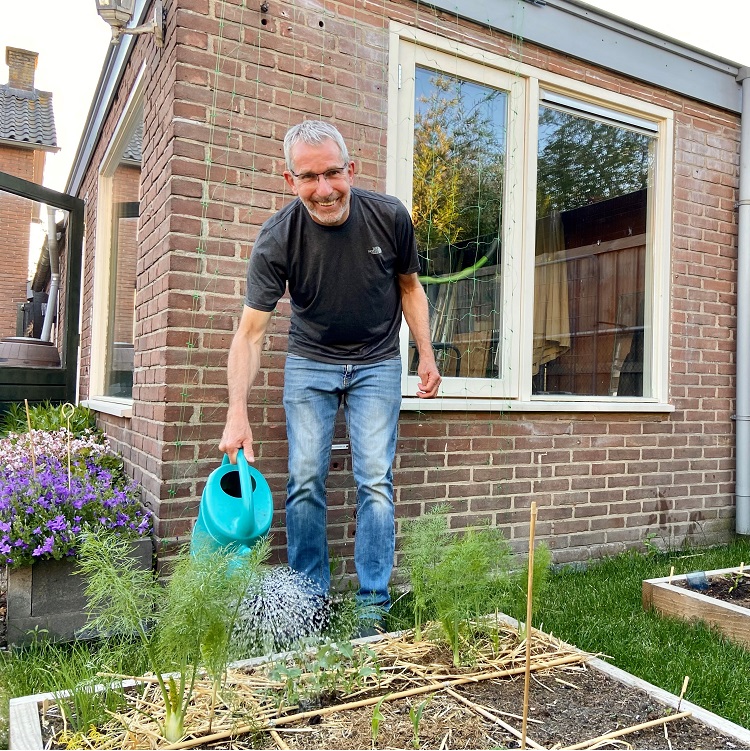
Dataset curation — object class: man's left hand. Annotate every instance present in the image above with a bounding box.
[416,361,441,398]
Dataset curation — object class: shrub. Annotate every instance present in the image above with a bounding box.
[0,401,98,438]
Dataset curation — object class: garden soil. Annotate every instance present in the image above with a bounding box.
[257,666,746,750]
[675,573,750,609]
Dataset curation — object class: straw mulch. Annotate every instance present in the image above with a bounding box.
[46,620,592,750]
[45,620,741,750]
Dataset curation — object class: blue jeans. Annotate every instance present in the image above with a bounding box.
[282,355,401,609]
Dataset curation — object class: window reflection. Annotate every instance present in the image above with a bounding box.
[533,105,654,397]
[104,124,141,398]
[409,67,507,380]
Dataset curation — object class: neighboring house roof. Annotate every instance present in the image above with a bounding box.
[0,84,58,150]
[122,121,143,164]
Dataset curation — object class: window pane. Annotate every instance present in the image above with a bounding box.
[533,105,654,397]
[104,134,140,398]
[409,67,507,380]
[0,189,70,368]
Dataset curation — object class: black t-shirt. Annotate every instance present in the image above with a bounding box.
[244,187,420,364]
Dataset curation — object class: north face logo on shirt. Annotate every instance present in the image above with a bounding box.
[368,246,383,255]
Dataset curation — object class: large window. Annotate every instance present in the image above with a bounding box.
[391,30,672,409]
[409,67,506,383]
[533,94,656,398]
[86,73,143,415]
[105,142,140,398]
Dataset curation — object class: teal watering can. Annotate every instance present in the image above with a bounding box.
[191,449,273,559]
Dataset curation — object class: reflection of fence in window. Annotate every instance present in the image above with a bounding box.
[534,236,645,396]
[431,269,500,379]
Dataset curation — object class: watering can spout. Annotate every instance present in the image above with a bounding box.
[191,449,274,559]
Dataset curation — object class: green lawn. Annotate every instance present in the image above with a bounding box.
[537,538,750,729]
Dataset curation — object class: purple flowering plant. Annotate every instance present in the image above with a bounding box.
[0,429,151,568]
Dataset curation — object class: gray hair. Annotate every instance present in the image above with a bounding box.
[283,120,350,171]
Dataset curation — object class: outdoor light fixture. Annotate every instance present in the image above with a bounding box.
[95,0,165,46]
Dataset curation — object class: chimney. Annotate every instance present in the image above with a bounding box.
[5,47,38,91]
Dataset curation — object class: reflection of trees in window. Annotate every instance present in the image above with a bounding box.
[413,69,506,265]
[537,107,652,215]
[409,70,508,381]
[533,106,654,398]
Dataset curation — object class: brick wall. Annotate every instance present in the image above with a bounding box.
[0,143,45,337]
[77,0,739,576]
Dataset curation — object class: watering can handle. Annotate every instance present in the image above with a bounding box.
[221,449,254,511]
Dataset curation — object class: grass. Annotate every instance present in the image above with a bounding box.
[0,633,150,749]
[537,538,750,729]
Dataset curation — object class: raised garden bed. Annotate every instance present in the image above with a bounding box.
[9,615,750,750]
[643,566,750,650]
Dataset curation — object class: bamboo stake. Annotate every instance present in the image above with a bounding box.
[269,729,290,750]
[562,710,692,750]
[676,675,689,711]
[521,501,538,749]
[162,652,587,750]
[24,398,36,480]
[445,688,546,750]
[62,403,75,491]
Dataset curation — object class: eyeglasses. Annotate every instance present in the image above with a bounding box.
[290,165,349,185]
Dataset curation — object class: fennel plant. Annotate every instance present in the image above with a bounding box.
[76,533,265,742]
[401,508,550,666]
[400,504,450,640]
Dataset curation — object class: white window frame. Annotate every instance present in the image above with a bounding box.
[82,66,145,419]
[389,23,674,414]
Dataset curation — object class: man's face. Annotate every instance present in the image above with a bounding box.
[284,139,354,226]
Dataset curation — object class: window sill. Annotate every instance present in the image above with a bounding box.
[81,397,133,419]
[400,397,674,413]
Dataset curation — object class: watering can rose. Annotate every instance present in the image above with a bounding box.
[0,429,151,568]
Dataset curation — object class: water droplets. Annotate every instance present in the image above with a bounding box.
[232,566,331,656]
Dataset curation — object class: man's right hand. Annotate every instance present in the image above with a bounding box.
[219,419,255,464]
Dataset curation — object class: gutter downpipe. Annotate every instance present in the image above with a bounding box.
[736,67,750,536]
[41,207,60,343]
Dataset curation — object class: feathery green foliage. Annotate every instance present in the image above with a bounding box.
[429,526,512,665]
[401,504,450,641]
[76,533,265,742]
[400,508,539,665]
[507,540,553,631]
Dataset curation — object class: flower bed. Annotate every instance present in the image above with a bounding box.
[0,429,150,568]
[0,425,152,643]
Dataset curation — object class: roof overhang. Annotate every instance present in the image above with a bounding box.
[426,0,742,114]
[66,0,147,196]
[0,137,59,153]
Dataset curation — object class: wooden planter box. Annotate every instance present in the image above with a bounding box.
[6,536,153,645]
[642,567,750,649]
[9,617,750,750]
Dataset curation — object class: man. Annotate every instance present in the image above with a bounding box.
[219,120,440,623]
